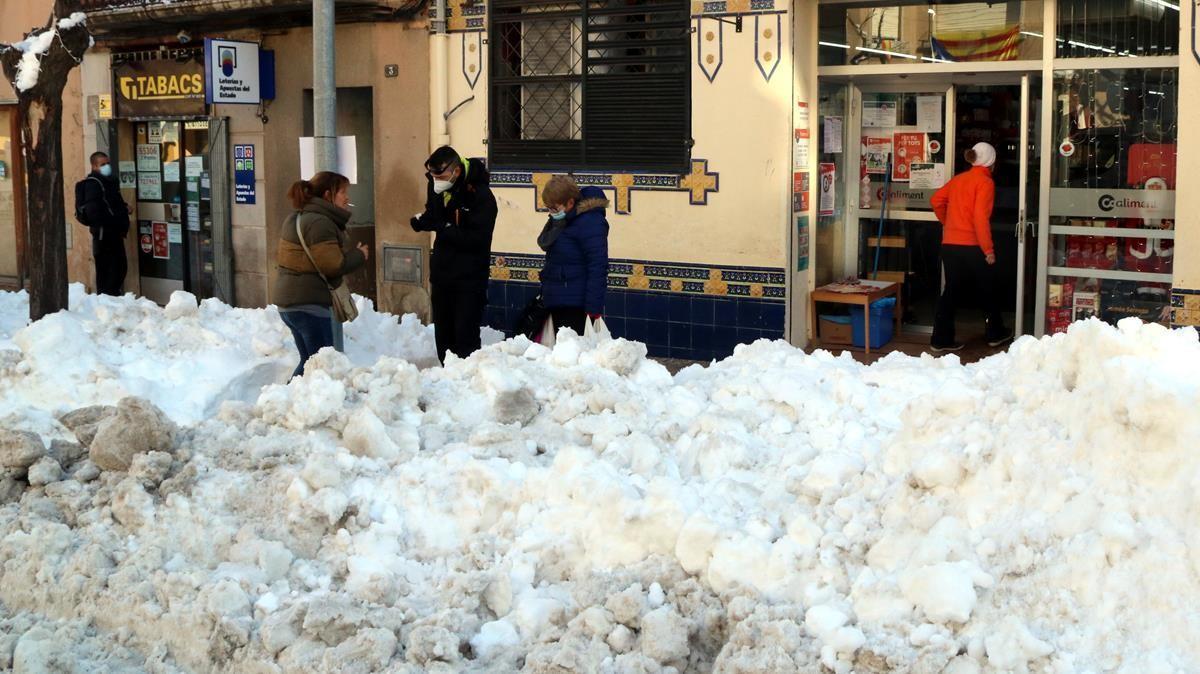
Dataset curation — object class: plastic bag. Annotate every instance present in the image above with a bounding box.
[538,315,556,348]
[584,316,610,340]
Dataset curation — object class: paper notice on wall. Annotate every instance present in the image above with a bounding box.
[167,222,183,244]
[892,132,928,182]
[910,162,946,189]
[118,161,136,189]
[136,144,160,173]
[917,95,943,132]
[187,204,201,232]
[793,129,811,170]
[793,172,810,212]
[299,136,359,184]
[864,136,893,175]
[185,156,204,177]
[138,173,162,200]
[148,125,163,144]
[823,116,843,154]
[163,161,181,183]
[819,163,836,216]
[862,99,897,128]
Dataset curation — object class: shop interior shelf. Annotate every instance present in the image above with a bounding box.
[1049,225,1175,239]
[1046,266,1172,283]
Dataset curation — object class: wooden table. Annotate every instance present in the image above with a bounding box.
[809,280,902,355]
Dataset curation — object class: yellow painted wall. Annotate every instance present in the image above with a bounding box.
[442,13,793,270]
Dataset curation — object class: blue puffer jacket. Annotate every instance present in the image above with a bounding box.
[540,186,610,314]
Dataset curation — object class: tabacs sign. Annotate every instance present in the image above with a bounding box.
[113,58,206,117]
[205,39,260,105]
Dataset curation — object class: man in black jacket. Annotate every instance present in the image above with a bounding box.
[78,152,132,296]
[411,146,497,364]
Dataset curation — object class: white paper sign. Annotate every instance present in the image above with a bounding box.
[916,96,943,133]
[138,173,162,200]
[862,100,897,128]
[823,116,843,154]
[187,204,201,231]
[299,136,359,184]
[148,125,163,144]
[910,162,946,189]
[163,161,181,183]
[167,222,183,244]
[793,129,810,171]
[185,156,205,177]
[118,161,136,189]
[136,144,160,172]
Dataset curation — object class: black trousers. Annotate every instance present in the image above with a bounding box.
[549,306,587,336]
[93,235,127,296]
[932,244,1006,347]
[431,281,487,364]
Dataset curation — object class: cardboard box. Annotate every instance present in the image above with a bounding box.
[1073,291,1100,321]
[818,316,853,345]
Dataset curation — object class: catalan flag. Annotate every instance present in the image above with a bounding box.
[930,25,1021,62]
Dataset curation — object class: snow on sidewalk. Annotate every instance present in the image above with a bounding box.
[0,286,501,426]
[0,289,1198,672]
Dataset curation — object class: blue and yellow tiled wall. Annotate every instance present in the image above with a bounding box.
[1171,288,1200,327]
[487,254,787,361]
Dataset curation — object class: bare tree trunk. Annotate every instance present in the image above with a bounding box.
[0,3,89,321]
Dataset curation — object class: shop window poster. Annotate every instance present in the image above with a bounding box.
[862,99,897,128]
[136,144,160,173]
[864,137,893,175]
[892,132,928,182]
[138,173,162,201]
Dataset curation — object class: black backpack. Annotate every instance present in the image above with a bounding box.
[74,175,111,227]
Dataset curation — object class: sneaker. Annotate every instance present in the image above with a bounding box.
[986,332,1013,348]
[930,342,965,353]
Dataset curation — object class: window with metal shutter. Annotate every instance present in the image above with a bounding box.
[489,0,692,173]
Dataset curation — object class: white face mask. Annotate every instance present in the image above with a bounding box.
[433,180,454,194]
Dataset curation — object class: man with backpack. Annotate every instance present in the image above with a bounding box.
[76,151,132,296]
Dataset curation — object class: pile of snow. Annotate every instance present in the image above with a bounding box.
[0,286,501,425]
[0,306,1198,672]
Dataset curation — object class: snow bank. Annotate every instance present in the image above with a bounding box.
[1,290,1199,672]
[0,286,500,425]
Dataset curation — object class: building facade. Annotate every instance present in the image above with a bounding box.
[4,0,1199,359]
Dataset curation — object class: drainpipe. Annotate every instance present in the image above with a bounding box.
[313,0,337,172]
[430,0,451,149]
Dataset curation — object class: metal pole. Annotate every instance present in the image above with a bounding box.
[313,0,336,173]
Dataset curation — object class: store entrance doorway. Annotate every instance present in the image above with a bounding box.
[837,73,1039,339]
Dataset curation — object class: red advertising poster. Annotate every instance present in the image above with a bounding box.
[892,132,927,182]
[152,221,170,259]
[793,172,810,211]
[819,163,836,216]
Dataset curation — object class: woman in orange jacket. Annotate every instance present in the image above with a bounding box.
[929,142,1011,352]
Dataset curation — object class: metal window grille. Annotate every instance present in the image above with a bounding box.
[489,0,692,173]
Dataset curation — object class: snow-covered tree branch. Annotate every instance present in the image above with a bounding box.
[0,1,92,320]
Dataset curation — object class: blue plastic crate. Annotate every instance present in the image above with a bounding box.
[849,297,896,349]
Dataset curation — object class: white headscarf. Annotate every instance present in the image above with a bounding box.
[970,142,997,169]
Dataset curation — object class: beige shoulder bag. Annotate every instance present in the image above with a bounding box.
[295,212,359,323]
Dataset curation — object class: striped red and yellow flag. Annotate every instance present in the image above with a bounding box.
[930,25,1021,62]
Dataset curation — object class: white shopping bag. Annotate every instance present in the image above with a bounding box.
[538,315,556,348]
[584,315,610,339]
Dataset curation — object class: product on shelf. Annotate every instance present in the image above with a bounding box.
[1073,291,1100,322]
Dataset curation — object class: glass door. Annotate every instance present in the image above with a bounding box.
[848,84,954,329]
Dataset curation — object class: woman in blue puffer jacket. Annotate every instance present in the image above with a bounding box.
[537,176,610,335]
